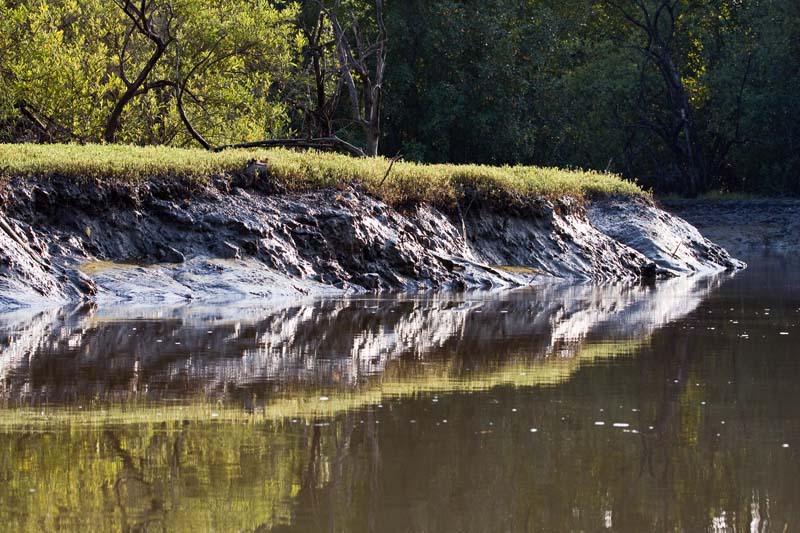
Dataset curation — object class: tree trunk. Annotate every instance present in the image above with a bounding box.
[659,52,705,195]
[365,129,380,157]
[104,42,166,143]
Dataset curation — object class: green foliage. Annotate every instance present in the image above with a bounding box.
[0,143,646,206]
[1,0,797,194]
[382,0,800,195]
[382,0,542,165]
[149,0,302,146]
[0,0,120,140]
[0,0,302,146]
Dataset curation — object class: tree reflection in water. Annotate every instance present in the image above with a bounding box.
[0,259,798,531]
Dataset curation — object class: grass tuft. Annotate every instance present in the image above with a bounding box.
[0,143,646,207]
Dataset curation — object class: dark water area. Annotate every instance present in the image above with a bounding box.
[0,255,798,532]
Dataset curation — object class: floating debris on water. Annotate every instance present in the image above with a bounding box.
[613,423,630,428]
[319,396,330,401]
[594,422,605,426]
[529,428,538,433]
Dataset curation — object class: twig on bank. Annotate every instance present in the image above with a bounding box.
[378,152,402,187]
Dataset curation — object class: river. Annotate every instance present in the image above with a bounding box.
[0,254,797,531]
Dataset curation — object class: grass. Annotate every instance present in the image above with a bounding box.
[0,143,645,207]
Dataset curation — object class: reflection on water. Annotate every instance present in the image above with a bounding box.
[0,257,799,531]
[0,275,719,405]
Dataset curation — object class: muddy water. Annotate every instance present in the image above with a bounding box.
[0,255,798,532]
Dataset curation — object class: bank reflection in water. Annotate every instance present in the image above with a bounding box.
[0,265,798,532]
[0,274,720,404]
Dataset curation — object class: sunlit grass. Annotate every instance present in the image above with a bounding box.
[0,338,644,428]
[0,143,646,207]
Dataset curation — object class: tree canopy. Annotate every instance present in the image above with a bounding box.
[1,0,798,195]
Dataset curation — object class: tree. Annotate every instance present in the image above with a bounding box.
[294,1,342,140]
[214,0,390,157]
[599,0,708,195]
[108,0,303,147]
[381,0,546,164]
[104,0,175,143]
[326,0,388,157]
[1,0,798,193]
[0,0,121,142]
[0,0,302,147]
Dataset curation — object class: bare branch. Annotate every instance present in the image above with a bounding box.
[213,136,367,157]
[378,151,402,187]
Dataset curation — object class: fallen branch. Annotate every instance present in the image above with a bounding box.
[17,102,81,142]
[213,136,367,157]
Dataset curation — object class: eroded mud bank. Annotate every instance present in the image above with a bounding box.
[0,175,743,309]
[664,199,800,255]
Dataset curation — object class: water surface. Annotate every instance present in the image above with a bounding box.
[0,255,798,532]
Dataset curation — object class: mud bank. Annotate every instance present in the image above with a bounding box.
[0,174,743,309]
[664,199,800,255]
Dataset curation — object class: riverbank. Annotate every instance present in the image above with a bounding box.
[663,197,800,256]
[0,144,743,309]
